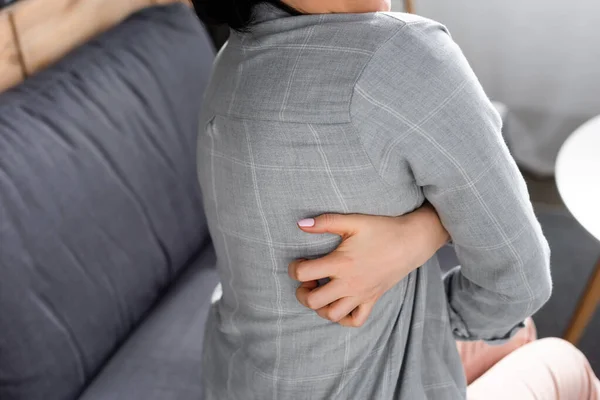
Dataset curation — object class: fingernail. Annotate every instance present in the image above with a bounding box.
[298,218,315,227]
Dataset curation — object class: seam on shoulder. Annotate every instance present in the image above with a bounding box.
[347,17,451,188]
[348,18,446,112]
[347,19,434,189]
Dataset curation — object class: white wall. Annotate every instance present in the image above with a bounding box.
[391,0,600,175]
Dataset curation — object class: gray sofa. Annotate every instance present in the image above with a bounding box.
[0,5,220,399]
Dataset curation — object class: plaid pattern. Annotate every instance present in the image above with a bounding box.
[197,5,552,399]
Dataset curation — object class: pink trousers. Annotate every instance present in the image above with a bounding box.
[458,319,600,400]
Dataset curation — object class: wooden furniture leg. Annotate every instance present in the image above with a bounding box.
[404,0,415,14]
[564,256,600,345]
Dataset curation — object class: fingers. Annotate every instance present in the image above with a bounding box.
[296,279,348,310]
[298,280,319,290]
[296,279,376,327]
[288,254,346,282]
[338,301,375,328]
[297,213,363,237]
[315,297,361,323]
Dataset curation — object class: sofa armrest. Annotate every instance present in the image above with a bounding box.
[0,0,191,93]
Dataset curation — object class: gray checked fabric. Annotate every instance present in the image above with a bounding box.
[197,5,552,400]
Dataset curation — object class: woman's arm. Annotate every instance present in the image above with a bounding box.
[352,19,551,342]
[289,203,449,327]
[290,18,551,337]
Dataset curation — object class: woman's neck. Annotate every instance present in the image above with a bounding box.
[280,0,391,14]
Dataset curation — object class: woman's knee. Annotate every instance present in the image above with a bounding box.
[530,337,587,361]
[517,337,599,399]
[467,337,600,400]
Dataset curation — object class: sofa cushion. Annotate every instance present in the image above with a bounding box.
[0,5,214,400]
[79,244,219,400]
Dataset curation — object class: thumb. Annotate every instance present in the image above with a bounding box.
[297,213,361,236]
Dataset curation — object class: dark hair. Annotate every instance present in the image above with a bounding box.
[193,0,300,32]
[193,0,269,32]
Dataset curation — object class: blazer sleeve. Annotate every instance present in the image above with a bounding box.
[354,19,552,342]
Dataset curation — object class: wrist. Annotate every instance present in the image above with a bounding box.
[406,204,450,250]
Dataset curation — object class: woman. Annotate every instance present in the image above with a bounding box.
[196,0,553,398]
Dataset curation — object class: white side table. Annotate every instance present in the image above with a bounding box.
[555,115,600,345]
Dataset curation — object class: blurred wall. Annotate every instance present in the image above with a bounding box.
[392,0,600,175]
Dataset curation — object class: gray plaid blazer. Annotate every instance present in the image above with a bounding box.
[197,5,552,399]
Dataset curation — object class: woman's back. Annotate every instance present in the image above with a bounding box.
[198,4,550,399]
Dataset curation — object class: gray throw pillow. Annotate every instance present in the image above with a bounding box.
[0,4,214,399]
